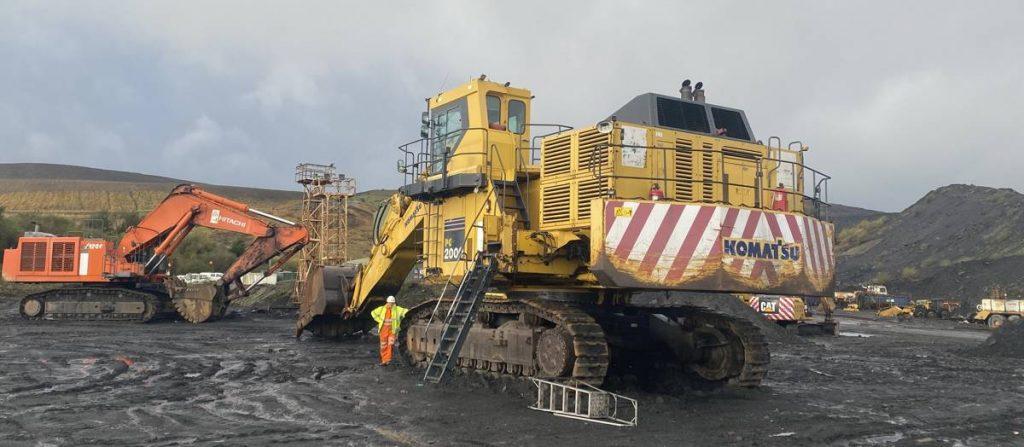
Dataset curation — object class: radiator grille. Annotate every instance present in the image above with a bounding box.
[674,139,694,201]
[51,242,75,272]
[577,177,606,221]
[543,134,572,175]
[542,183,571,224]
[20,242,46,272]
[576,129,609,171]
[701,143,715,202]
[723,146,760,160]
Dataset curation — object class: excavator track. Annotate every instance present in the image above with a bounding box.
[629,292,770,388]
[19,287,168,323]
[684,309,769,387]
[399,291,769,388]
[399,298,610,385]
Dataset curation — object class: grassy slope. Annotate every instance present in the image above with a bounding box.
[0,163,389,272]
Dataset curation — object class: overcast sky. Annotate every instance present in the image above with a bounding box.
[2,1,1022,212]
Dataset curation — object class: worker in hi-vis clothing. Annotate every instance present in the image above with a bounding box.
[371,296,408,366]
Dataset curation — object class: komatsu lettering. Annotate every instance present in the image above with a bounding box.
[722,238,800,262]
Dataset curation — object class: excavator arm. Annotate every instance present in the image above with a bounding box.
[296,193,425,335]
[119,184,309,297]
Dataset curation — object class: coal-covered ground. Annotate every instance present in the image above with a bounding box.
[1,300,1023,446]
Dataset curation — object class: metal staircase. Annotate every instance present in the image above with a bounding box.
[422,252,498,383]
[492,180,530,229]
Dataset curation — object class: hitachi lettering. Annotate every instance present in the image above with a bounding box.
[211,209,246,228]
[723,238,800,261]
[219,216,247,228]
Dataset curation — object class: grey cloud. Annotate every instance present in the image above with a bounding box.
[1,1,1022,212]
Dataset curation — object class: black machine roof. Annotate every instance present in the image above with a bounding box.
[607,93,756,142]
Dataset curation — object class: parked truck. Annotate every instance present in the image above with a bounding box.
[972,299,1023,328]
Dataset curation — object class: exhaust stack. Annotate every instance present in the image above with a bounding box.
[693,81,705,102]
[679,79,693,100]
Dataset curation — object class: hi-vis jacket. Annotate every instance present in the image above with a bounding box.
[370,304,409,332]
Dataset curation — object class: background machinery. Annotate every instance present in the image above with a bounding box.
[743,295,836,335]
[971,286,1023,328]
[297,77,836,388]
[2,184,308,323]
[908,299,961,319]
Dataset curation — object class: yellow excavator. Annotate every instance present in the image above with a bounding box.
[296,77,836,387]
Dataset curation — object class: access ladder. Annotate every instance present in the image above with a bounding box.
[492,180,530,230]
[422,252,497,383]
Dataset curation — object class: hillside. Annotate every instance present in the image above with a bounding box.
[0,163,182,183]
[829,203,890,232]
[0,163,388,260]
[0,163,302,217]
[836,184,1024,300]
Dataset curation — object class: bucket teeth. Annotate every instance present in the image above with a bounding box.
[173,294,225,323]
[166,279,227,324]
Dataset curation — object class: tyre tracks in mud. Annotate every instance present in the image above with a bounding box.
[0,309,422,446]
[3,300,1024,446]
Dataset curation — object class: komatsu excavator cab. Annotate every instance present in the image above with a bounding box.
[400,76,534,199]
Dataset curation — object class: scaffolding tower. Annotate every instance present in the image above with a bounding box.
[294,163,356,302]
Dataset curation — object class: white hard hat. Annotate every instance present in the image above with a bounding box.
[386,296,396,304]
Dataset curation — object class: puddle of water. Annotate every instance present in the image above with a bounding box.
[839,332,874,338]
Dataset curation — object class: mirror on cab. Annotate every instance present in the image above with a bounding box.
[420,111,430,138]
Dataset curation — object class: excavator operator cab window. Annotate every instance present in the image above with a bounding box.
[429,98,468,173]
[486,95,502,130]
[509,100,526,134]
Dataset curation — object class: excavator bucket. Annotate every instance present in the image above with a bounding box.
[295,264,369,337]
[165,277,227,324]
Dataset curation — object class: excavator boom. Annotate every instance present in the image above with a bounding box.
[117,184,307,292]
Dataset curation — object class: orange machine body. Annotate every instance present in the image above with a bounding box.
[2,184,308,295]
[2,237,142,283]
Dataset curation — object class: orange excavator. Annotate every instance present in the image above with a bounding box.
[1,184,308,323]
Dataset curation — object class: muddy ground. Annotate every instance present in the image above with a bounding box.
[1,301,1022,447]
